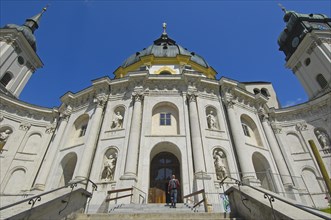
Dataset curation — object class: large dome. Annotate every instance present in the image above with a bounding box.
[114,27,217,79]
[121,33,209,69]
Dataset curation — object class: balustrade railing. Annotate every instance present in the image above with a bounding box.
[219,176,330,220]
[0,177,97,212]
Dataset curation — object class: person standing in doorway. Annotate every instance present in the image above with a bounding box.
[168,174,180,208]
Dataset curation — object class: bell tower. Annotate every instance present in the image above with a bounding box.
[278,8,331,100]
[0,7,46,98]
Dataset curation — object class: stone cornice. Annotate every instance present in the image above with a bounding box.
[220,77,268,112]
[0,93,58,124]
[269,92,330,123]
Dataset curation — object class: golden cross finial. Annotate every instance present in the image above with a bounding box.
[162,22,167,34]
[278,3,287,13]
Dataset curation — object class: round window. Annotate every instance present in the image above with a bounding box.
[304,58,311,66]
[17,56,25,65]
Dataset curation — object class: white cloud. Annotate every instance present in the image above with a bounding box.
[283,98,303,107]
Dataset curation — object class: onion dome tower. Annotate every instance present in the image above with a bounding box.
[0,7,46,98]
[114,23,217,79]
[278,7,331,100]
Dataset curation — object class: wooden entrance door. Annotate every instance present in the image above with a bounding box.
[149,152,181,203]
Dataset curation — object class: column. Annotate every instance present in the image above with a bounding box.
[76,95,107,180]
[33,114,70,190]
[187,93,206,177]
[260,113,293,187]
[225,99,258,184]
[271,123,302,201]
[121,93,143,181]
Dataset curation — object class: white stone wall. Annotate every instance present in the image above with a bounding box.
[0,94,56,198]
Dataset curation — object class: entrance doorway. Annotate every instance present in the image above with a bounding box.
[149,152,181,203]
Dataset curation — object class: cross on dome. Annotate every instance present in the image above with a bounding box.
[162,22,167,34]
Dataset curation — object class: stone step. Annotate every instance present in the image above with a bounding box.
[75,212,235,220]
[107,203,205,213]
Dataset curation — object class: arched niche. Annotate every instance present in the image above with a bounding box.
[286,132,305,153]
[212,148,229,180]
[314,128,330,150]
[4,167,26,194]
[206,106,219,130]
[58,152,77,187]
[111,106,125,129]
[100,148,118,181]
[23,133,42,154]
[0,126,13,152]
[252,152,276,192]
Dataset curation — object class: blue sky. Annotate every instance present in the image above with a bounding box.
[1,0,330,108]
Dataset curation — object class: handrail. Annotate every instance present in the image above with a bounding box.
[107,187,133,204]
[107,187,133,194]
[183,189,205,199]
[132,186,147,204]
[220,176,330,220]
[0,178,96,211]
[107,186,147,204]
[183,189,208,212]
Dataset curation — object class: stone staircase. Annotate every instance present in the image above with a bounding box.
[74,203,237,220]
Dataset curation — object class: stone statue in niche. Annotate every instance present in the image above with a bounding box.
[207,110,218,130]
[315,130,330,149]
[101,152,117,181]
[213,149,227,180]
[0,129,12,151]
[111,111,123,129]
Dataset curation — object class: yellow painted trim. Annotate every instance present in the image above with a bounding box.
[154,66,177,74]
[114,55,217,79]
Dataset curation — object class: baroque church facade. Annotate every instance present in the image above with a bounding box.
[0,7,330,213]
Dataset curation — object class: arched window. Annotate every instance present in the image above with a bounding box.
[240,114,263,147]
[253,88,260,95]
[159,71,171,75]
[67,114,89,147]
[316,74,328,89]
[152,102,179,135]
[261,88,270,97]
[0,72,13,87]
[73,114,89,138]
